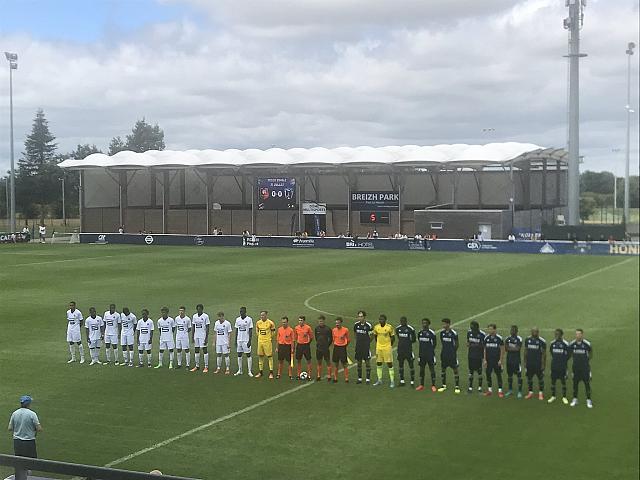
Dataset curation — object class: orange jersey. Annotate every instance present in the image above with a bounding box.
[332,326,350,346]
[294,324,314,344]
[277,326,294,345]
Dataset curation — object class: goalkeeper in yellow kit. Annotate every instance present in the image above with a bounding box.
[255,310,276,379]
[373,314,396,388]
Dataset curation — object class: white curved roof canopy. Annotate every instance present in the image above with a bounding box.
[58,143,567,171]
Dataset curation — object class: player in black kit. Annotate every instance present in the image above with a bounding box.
[416,318,437,392]
[353,311,373,384]
[437,318,461,394]
[569,328,593,408]
[483,323,504,397]
[524,327,546,400]
[466,320,485,394]
[548,328,570,405]
[395,316,417,387]
[504,325,523,399]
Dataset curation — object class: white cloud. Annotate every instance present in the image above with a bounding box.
[0,0,638,177]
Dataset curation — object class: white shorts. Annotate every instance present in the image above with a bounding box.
[236,341,251,354]
[104,334,119,346]
[121,334,134,346]
[216,344,230,355]
[194,337,207,348]
[138,341,152,351]
[176,336,190,350]
[160,339,175,350]
[67,329,81,343]
[89,339,102,349]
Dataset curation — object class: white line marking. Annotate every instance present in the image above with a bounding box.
[2,255,116,267]
[105,257,634,468]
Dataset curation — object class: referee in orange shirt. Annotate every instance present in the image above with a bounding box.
[294,316,314,380]
[332,317,350,383]
[276,316,294,379]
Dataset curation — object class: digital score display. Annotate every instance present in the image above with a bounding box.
[257,178,297,210]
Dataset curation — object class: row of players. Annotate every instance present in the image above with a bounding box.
[65,303,594,408]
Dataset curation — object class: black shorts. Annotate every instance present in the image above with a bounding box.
[355,346,371,361]
[507,362,521,376]
[440,355,459,369]
[551,369,567,381]
[468,356,482,373]
[14,439,37,458]
[526,365,543,377]
[397,350,414,363]
[573,369,591,382]
[277,344,292,361]
[295,343,311,361]
[332,345,348,364]
[419,354,435,367]
[316,348,330,362]
[486,362,502,376]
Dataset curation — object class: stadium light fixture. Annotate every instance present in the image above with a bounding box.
[624,42,635,224]
[4,51,17,232]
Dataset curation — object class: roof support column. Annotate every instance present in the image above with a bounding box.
[452,169,460,209]
[162,171,170,234]
[150,171,157,208]
[473,169,482,209]
[79,171,85,233]
[523,161,531,210]
[119,171,128,230]
[429,169,440,206]
[556,161,561,207]
[206,172,213,235]
[541,159,547,210]
[298,175,305,234]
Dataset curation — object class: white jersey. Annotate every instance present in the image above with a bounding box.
[234,316,253,343]
[85,316,104,341]
[192,313,210,338]
[66,309,83,331]
[175,315,191,337]
[214,320,233,346]
[120,313,137,336]
[136,319,154,342]
[157,317,175,342]
[103,311,120,336]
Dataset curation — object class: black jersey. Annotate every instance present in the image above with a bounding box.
[314,325,333,351]
[549,339,570,371]
[524,336,546,367]
[353,321,373,350]
[395,324,416,353]
[417,329,437,358]
[439,329,459,358]
[467,329,486,359]
[569,339,592,371]
[483,334,503,363]
[505,335,522,365]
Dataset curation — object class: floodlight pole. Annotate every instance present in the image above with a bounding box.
[624,42,635,225]
[59,177,66,226]
[564,1,587,225]
[5,52,17,233]
[4,178,9,226]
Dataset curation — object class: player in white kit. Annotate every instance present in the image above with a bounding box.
[103,304,120,365]
[234,306,254,376]
[213,312,233,374]
[174,306,192,369]
[66,301,85,364]
[190,304,210,373]
[136,309,154,367]
[85,307,104,365]
[119,307,137,366]
[156,307,176,369]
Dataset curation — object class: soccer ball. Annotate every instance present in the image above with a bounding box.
[299,371,309,380]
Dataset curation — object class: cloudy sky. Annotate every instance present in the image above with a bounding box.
[0,0,638,175]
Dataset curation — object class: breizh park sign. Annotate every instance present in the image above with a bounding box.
[350,191,399,210]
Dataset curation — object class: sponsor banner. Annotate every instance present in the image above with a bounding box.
[302,202,327,215]
[292,237,315,248]
[0,232,29,244]
[350,191,399,211]
[345,240,374,250]
[407,239,428,251]
[608,242,640,256]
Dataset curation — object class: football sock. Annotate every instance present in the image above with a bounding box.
[327,365,332,378]
[478,374,483,389]
[258,358,264,372]
[585,380,591,400]
[539,375,544,393]
[106,348,111,361]
[399,365,405,381]
[420,365,426,385]
[497,373,503,389]
[185,352,190,367]
[334,366,338,380]
[561,378,567,397]
[204,353,209,368]
[158,351,163,365]
[169,351,174,363]
[517,373,523,392]
[441,370,447,386]
[139,353,144,364]
[195,352,200,367]
[410,366,415,382]
[377,365,383,380]
[366,365,371,380]
[288,365,292,377]
[508,375,513,390]
[268,356,274,370]
[225,356,230,369]
[430,367,436,386]
[177,352,182,366]
[357,362,362,379]
[454,374,460,387]
[307,364,311,376]
[468,373,474,389]
[217,356,222,369]
[486,374,492,388]
[247,356,252,372]
[297,365,301,377]
[78,344,85,359]
[317,364,323,377]
[528,377,533,392]
[389,368,395,383]
[551,380,556,396]
[277,363,282,376]
[69,344,76,359]
[344,367,349,381]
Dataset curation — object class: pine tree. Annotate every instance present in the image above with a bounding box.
[125,119,165,153]
[108,136,127,155]
[19,109,58,177]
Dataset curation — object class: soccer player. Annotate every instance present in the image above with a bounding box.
[119,307,137,367]
[548,328,570,404]
[504,325,523,398]
[372,314,395,388]
[524,327,546,400]
[395,316,416,387]
[190,304,210,372]
[66,301,85,364]
[156,307,175,369]
[276,316,294,379]
[213,312,233,374]
[294,315,314,380]
[314,315,333,381]
[437,318,461,394]
[234,307,254,376]
[255,310,276,379]
[85,307,104,365]
[416,318,437,392]
[483,323,504,397]
[353,310,373,384]
[174,306,192,369]
[569,329,593,408]
[135,309,154,368]
[331,317,350,383]
[466,320,485,394]
[102,304,120,365]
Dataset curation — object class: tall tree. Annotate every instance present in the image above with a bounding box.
[125,119,165,153]
[108,136,127,155]
[71,143,101,159]
[18,109,58,176]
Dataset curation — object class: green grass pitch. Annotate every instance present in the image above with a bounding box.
[0,245,638,480]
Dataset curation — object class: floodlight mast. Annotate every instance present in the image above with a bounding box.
[564,0,587,225]
[624,42,635,225]
[4,51,17,233]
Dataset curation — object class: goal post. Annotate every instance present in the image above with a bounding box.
[50,232,80,244]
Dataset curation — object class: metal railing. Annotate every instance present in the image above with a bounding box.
[0,454,198,480]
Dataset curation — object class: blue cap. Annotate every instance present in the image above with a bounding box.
[20,395,32,405]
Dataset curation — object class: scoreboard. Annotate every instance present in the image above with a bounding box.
[257,178,297,210]
[359,211,390,224]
